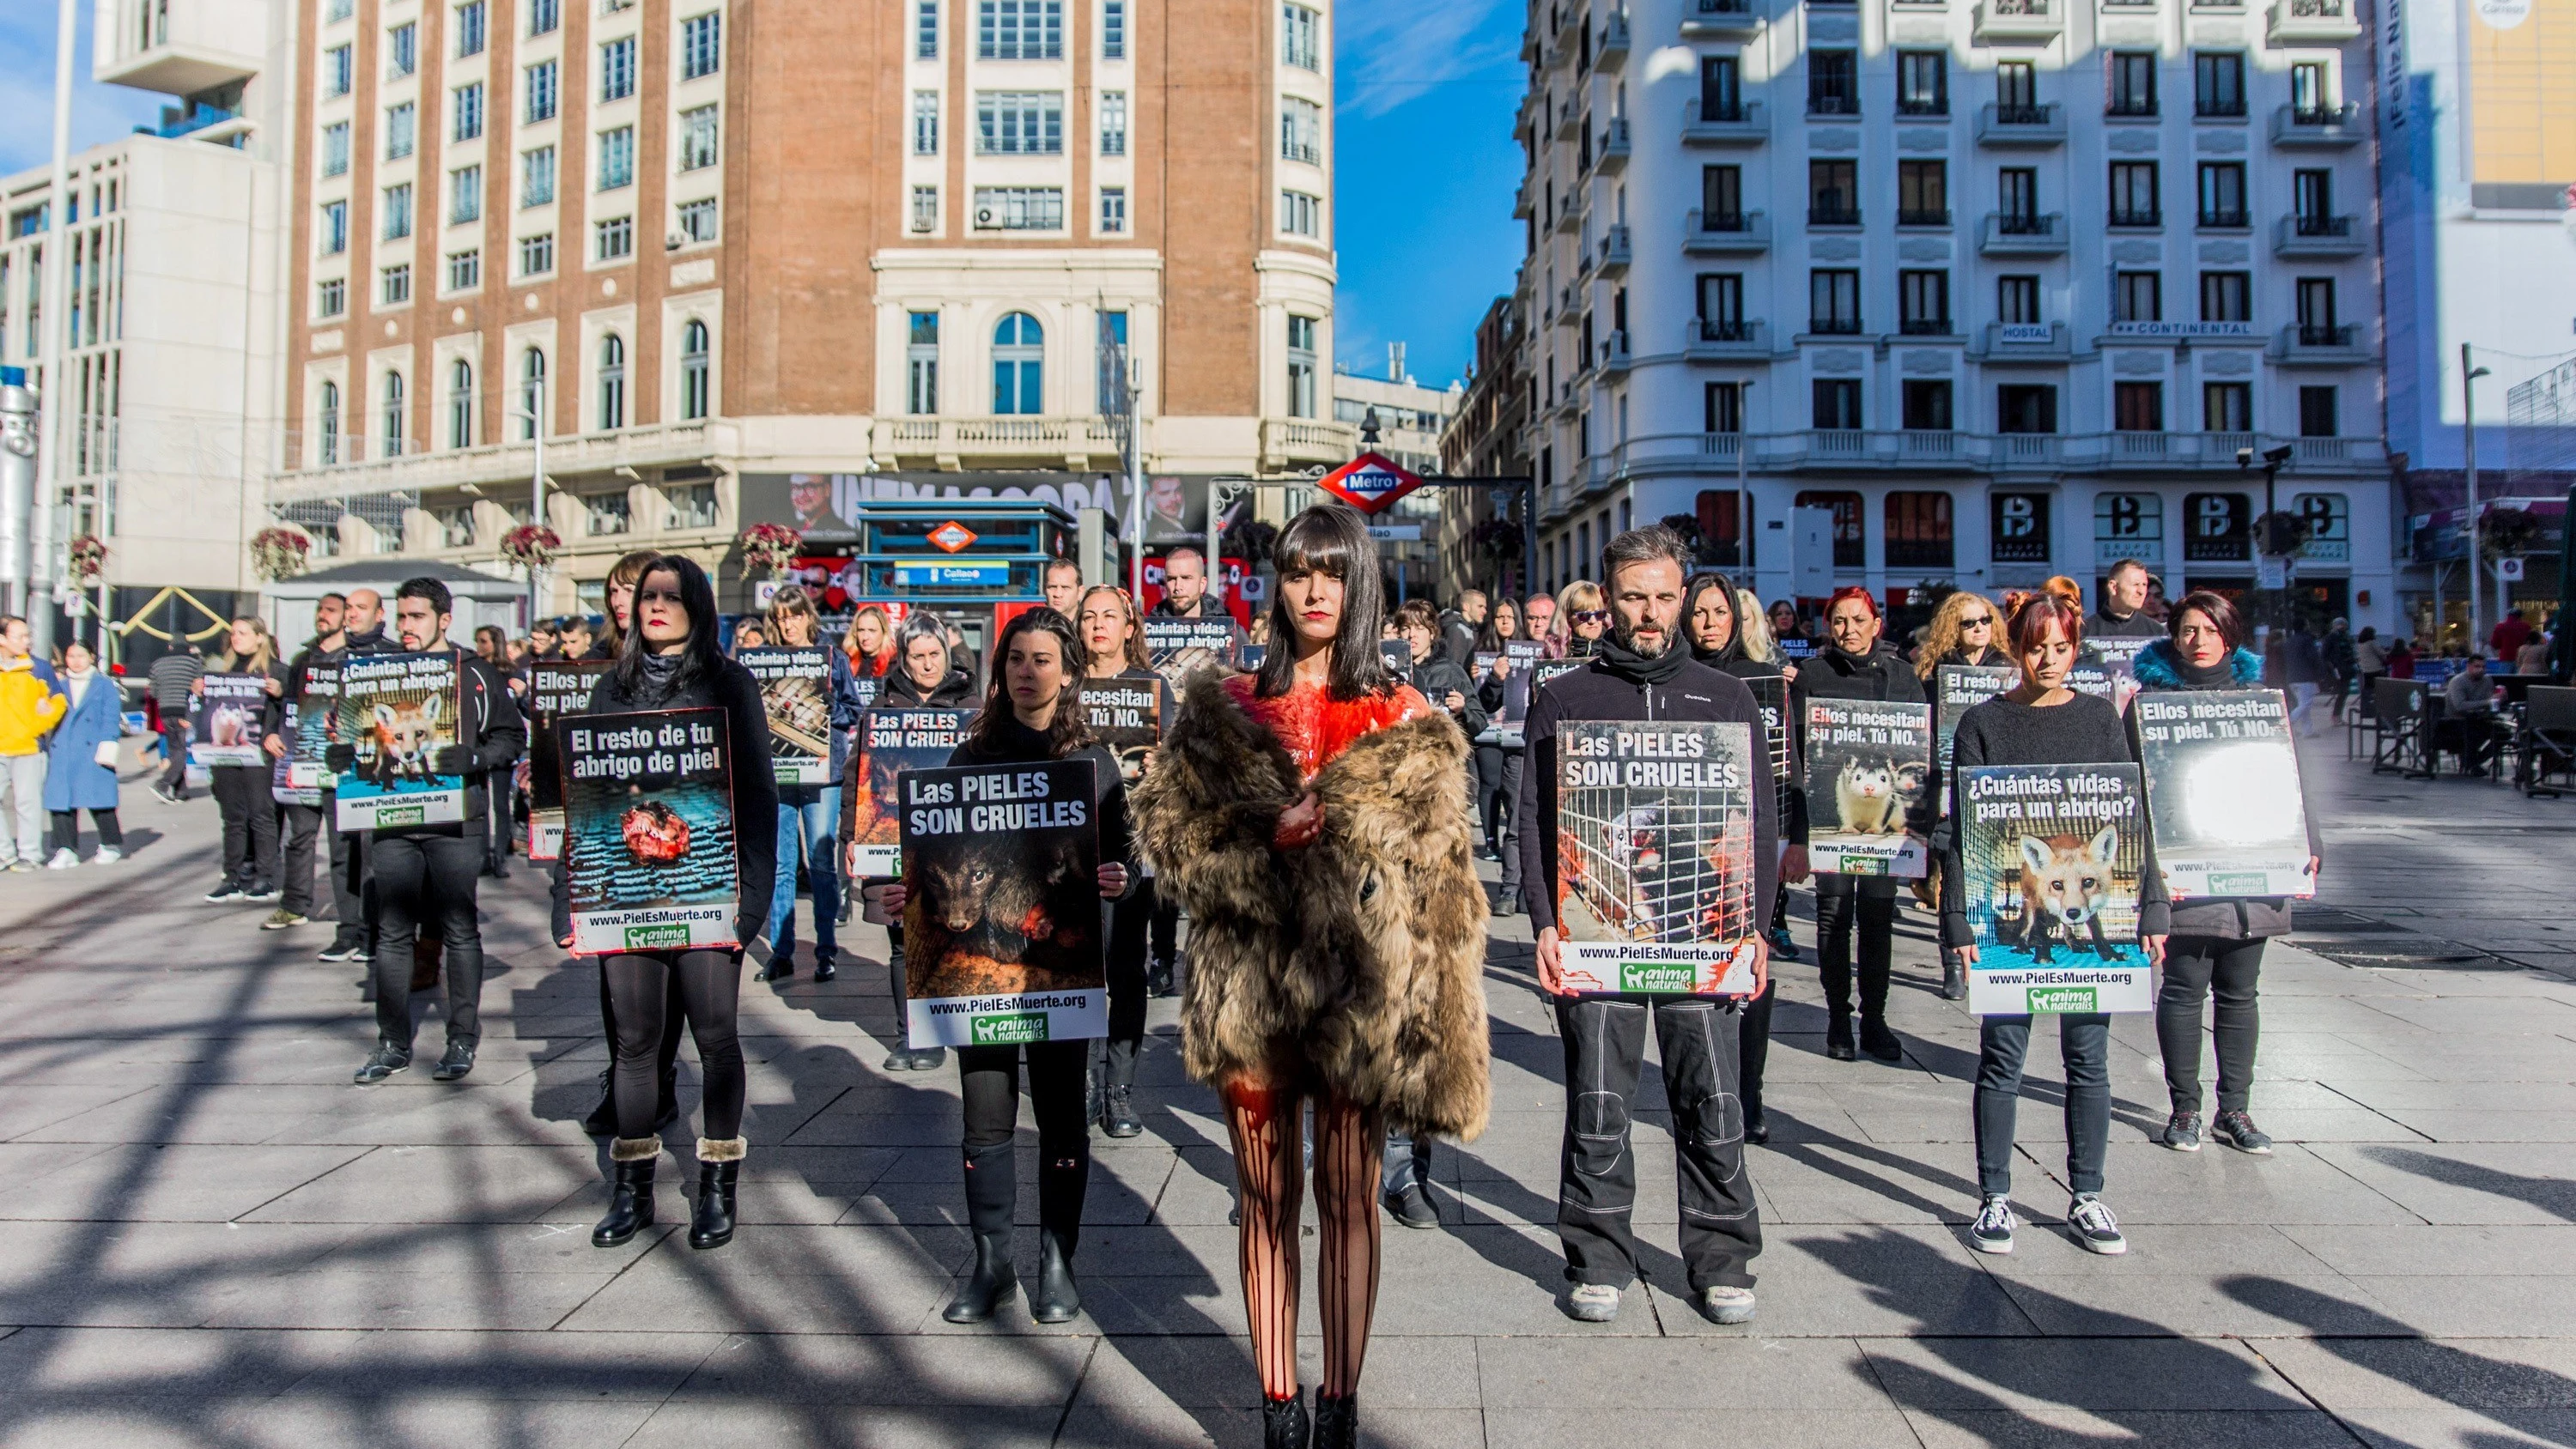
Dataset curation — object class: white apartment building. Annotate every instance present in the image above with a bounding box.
[1518,0,2397,629]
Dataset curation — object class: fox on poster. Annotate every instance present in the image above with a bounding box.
[899,758,1106,1047]
[331,652,467,830]
[563,708,739,955]
[524,658,611,860]
[1958,763,2153,1016]
[1550,720,1765,996]
[2136,688,2316,900]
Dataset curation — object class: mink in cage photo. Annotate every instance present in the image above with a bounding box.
[1552,721,1759,949]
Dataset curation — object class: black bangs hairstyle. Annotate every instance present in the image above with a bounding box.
[1684,572,1746,664]
[611,553,724,700]
[1254,503,1395,700]
[968,606,1097,759]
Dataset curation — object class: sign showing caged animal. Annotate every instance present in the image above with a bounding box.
[915,839,1090,964]
[2013,826,2122,964]
[367,697,443,787]
[1834,755,1908,835]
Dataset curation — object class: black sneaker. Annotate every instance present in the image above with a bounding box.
[353,1045,412,1084]
[1101,1085,1143,1138]
[204,882,246,903]
[812,953,837,983]
[1969,1195,2016,1254]
[430,1040,476,1082]
[1384,1184,1438,1229]
[756,956,794,984]
[242,885,283,904]
[1745,1110,1771,1147]
[2212,1111,2274,1155]
[1766,925,1800,963]
[1859,1018,1905,1064]
[2160,1111,2204,1152]
[1145,961,1175,997]
[2068,1195,2128,1255]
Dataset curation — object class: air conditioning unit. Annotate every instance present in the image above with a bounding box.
[666,232,685,250]
[975,206,998,227]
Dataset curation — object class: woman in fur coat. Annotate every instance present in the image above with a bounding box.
[1133,505,1492,1449]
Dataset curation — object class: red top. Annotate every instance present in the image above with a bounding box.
[1224,672,1431,784]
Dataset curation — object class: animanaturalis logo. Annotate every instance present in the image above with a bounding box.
[2027,985,2099,1014]
[2209,872,2269,894]
[973,1012,1048,1046]
[624,923,692,949]
[1618,961,1698,994]
[374,804,426,827]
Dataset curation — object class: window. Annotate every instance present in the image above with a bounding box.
[600,36,636,101]
[1997,274,2041,324]
[2297,276,2338,339]
[436,504,474,546]
[1897,52,1947,115]
[519,347,547,437]
[1996,60,2037,112]
[978,91,1065,153]
[381,264,412,305]
[1899,270,1951,334]
[449,165,482,224]
[382,182,415,239]
[2204,380,2251,431]
[2291,61,2330,118]
[318,381,341,464]
[529,0,558,34]
[1997,384,2057,433]
[1099,186,1127,233]
[521,146,556,207]
[1886,491,1953,566]
[1991,492,2051,563]
[1900,380,1953,432]
[456,1,486,56]
[1704,382,1744,433]
[1898,160,1947,226]
[971,185,1062,229]
[682,11,722,78]
[2184,492,2251,561]
[2108,52,2156,115]
[2293,167,2335,227]
[519,231,555,276]
[325,45,353,96]
[978,0,1063,58]
[2193,52,2245,117]
[1812,379,1863,431]
[1100,91,1127,155]
[586,491,631,535]
[453,82,484,141]
[322,121,350,177]
[1281,189,1322,237]
[389,21,417,75]
[1281,96,1322,164]
[598,126,635,190]
[2116,270,2161,322]
[911,185,939,233]
[913,91,940,154]
[2196,161,2246,226]
[317,277,347,318]
[1809,159,1859,225]
[907,310,939,413]
[326,0,352,21]
[1700,55,1741,120]
[1281,3,1319,70]
[382,372,406,453]
[597,333,625,430]
[1287,314,1319,418]
[993,312,1044,415]
[1702,164,1743,224]
[2115,381,2165,431]
[2200,270,2250,322]
[2299,386,2338,437]
[595,215,633,259]
[2110,161,2160,226]
[321,199,349,255]
[386,102,416,159]
[1697,272,1745,333]
[682,319,711,420]
[447,248,480,291]
[1795,488,1867,566]
[1810,269,1861,333]
[1809,49,1856,115]
[661,481,716,530]
[1998,166,2039,226]
[525,61,558,124]
[680,105,720,169]
[677,197,719,242]
[447,357,474,448]
[917,0,940,58]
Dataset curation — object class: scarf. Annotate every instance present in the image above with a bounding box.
[636,650,685,706]
[1596,632,1690,688]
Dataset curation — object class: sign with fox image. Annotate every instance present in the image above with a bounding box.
[562,708,739,954]
[1803,698,1932,878]
[898,758,1105,1047]
[2136,688,2316,900]
[1958,763,2153,1016]
[1549,720,1765,996]
[331,652,467,830]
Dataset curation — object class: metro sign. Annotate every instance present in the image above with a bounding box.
[1316,452,1425,515]
[927,520,978,554]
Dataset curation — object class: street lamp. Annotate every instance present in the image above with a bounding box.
[506,375,549,627]
[2462,343,2493,656]
[2237,442,2294,633]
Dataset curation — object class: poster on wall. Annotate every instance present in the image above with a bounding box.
[189,673,271,769]
[562,708,740,954]
[843,707,972,876]
[737,646,835,785]
[525,658,612,859]
[1802,698,1932,876]
[1548,720,1764,995]
[899,758,1108,1046]
[331,652,468,830]
[2136,688,2315,899]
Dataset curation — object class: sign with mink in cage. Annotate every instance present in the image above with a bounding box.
[562,708,739,955]
[1958,762,2152,1016]
[899,758,1107,1046]
[1550,720,1763,996]
[1935,665,2015,817]
[271,662,340,806]
[1802,698,1932,877]
[841,707,971,876]
[737,647,835,785]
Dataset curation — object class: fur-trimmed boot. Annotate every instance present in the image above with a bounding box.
[689,1137,744,1250]
[592,1137,659,1246]
[944,1142,1018,1323]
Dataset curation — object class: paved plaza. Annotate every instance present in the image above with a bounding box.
[3,735,2576,1447]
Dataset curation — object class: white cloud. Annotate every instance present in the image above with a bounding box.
[1335,0,1524,119]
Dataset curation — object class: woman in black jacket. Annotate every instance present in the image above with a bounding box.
[879,607,1136,1326]
[2133,591,2320,1156]
[1938,595,2168,1258]
[880,612,981,709]
[585,555,778,1254]
[1468,597,1525,876]
[1078,583,1170,1139]
[1795,586,1926,1062]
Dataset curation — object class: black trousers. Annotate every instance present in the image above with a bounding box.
[1737,978,1777,1124]
[1149,892,1179,969]
[482,776,513,867]
[1481,749,1524,891]
[1554,995,1760,1293]
[279,801,346,919]
[1814,873,1898,1021]
[605,949,744,1142]
[210,765,280,888]
[156,719,190,793]
[1976,1014,2110,1199]
[958,1040,1091,1244]
[2156,936,2267,1115]
[49,808,120,854]
[1107,882,1151,1046]
[369,831,484,1051]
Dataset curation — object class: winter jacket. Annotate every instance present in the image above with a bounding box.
[42,670,121,811]
[2086,608,2163,642]
[584,655,780,947]
[1796,641,1928,707]
[1438,609,1477,671]
[879,665,979,710]
[147,651,203,713]
[2129,639,2320,940]
[0,657,64,757]
[1408,653,1489,738]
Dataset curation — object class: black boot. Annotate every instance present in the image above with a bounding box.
[689,1138,744,1250]
[884,949,919,1070]
[1312,1392,1358,1449]
[1826,1014,1857,1062]
[581,1067,616,1136]
[1262,1391,1310,1449]
[944,1143,1018,1323]
[1860,1016,1904,1064]
[1101,1038,1143,1137]
[1941,956,1967,1001]
[1032,1229,1081,1323]
[592,1141,659,1246]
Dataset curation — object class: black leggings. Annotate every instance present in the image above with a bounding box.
[1107,882,1151,1045]
[605,949,745,1142]
[50,809,121,854]
[1814,873,1897,1020]
[2155,936,2267,1115]
[958,1040,1091,1241]
[210,764,280,888]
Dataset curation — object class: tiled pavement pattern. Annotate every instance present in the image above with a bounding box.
[2,737,2574,1447]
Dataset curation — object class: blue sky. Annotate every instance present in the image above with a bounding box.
[0,1,1524,389]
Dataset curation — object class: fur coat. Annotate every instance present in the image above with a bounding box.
[1131,672,1492,1140]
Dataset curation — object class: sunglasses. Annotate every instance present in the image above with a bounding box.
[1961,615,1996,627]
[1571,609,1610,623]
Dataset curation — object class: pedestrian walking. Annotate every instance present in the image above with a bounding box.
[200,617,288,903]
[0,615,64,870]
[147,640,201,803]
[1077,583,1167,1141]
[43,640,124,866]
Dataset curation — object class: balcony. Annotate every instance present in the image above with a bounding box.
[141,101,252,144]
[2270,0,2364,40]
[1600,330,1633,374]
[1555,198,1583,233]
[1593,118,1631,173]
[1809,205,1863,228]
[1683,318,1770,360]
[1807,93,1862,119]
[1590,223,1633,276]
[2271,102,2364,146]
[2107,207,2165,229]
[1896,207,1953,228]
[94,0,269,94]
[1597,11,1631,60]
[1261,418,1363,469]
[872,415,1136,469]
[1975,0,2064,40]
[2198,208,2252,230]
[1513,173,1538,219]
[1555,94,1585,141]
[2275,213,2366,258]
[1682,100,1768,146]
[1899,318,1959,337]
[1979,321,2072,362]
[1980,211,2068,255]
[1681,0,1765,35]
[270,421,723,502]
[2272,323,2372,367]
[1683,208,1771,252]
[1554,283,1582,326]
[1976,102,2065,147]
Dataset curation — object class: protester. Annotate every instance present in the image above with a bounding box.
[2133,591,2318,1155]
[1768,599,1808,650]
[557,615,595,661]
[1917,591,2009,676]
[1798,586,1926,1062]
[313,587,397,961]
[1471,596,1526,910]
[845,603,896,685]
[732,621,769,654]
[147,638,202,803]
[1078,583,1167,1138]
[1525,591,1564,659]
[43,640,123,867]
[262,593,366,932]
[1558,581,1607,658]
[860,611,970,1073]
[583,555,775,1252]
[878,609,1135,1325]
[1937,594,2166,1257]
[755,585,860,985]
[1043,557,1084,615]
[1133,504,1488,1448]
[528,617,559,661]
[2087,560,2163,645]
[1150,546,1249,661]
[1733,585,1804,962]
[1519,528,1776,1326]
[200,616,288,903]
[1440,590,1485,670]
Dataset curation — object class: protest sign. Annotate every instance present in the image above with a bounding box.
[332,652,467,830]
[272,663,340,806]
[1959,763,2153,1015]
[738,646,835,785]
[844,708,971,876]
[1550,720,1764,995]
[2136,688,2314,899]
[900,757,1107,1046]
[524,658,611,859]
[1803,698,1932,876]
[1935,664,2015,815]
[1144,618,1236,688]
[1078,678,1163,786]
[190,673,270,768]
[563,708,739,953]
